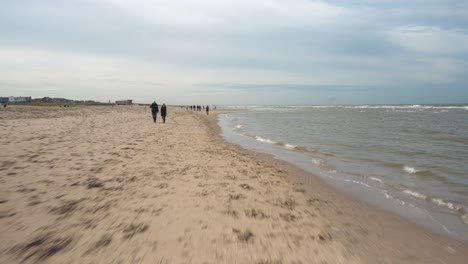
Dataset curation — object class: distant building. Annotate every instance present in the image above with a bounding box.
[8,96,31,103]
[32,97,74,103]
[115,99,133,105]
[51,98,74,103]
[0,97,9,104]
[41,97,52,103]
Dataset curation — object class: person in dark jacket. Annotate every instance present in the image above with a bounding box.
[161,104,167,123]
[206,105,209,115]
[150,101,159,123]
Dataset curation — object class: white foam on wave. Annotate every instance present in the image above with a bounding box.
[235,125,242,129]
[311,158,336,171]
[369,177,384,183]
[254,136,276,144]
[403,189,427,199]
[432,198,455,210]
[462,214,468,225]
[403,166,420,174]
[312,158,323,166]
[230,105,468,111]
[284,143,297,149]
[380,191,406,205]
[348,179,371,188]
[409,104,422,108]
[383,191,393,199]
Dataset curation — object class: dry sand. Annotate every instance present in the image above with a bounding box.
[0,105,467,263]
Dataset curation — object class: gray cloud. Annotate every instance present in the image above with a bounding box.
[0,0,467,105]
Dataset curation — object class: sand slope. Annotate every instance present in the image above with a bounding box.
[0,106,466,263]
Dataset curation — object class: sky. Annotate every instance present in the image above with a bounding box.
[1,0,467,105]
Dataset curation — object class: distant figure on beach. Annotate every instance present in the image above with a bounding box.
[161,104,167,123]
[150,101,159,123]
[206,105,209,115]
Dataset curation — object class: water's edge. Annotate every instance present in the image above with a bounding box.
[217,111,468,242]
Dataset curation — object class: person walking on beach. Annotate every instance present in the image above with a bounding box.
[206,105,209,115]
[161,103,167,123]
[150,101,159,123]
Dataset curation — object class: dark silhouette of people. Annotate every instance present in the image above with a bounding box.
[206,105,209,115]
[150,101,159,123]
[161,104,167,123]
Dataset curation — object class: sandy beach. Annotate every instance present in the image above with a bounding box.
[0,105,467,264]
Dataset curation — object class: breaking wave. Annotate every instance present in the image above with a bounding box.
[254,136,277,144]
[403,166,421,174]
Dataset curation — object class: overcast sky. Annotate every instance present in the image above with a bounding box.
[1,0,467,105]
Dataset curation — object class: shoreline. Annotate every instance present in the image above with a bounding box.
[0,105,467,263]
[215,108,468,241]
[207,110,468,259]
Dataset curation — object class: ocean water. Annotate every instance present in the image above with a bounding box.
[218,105,468,241]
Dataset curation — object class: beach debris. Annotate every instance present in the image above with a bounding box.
[239,183,253,190]
[0,199,8,204]
[232,228,253,242]
[122,222,149,239]
[281,198,297,210]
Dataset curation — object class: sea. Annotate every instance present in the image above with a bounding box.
[218,105,468,241]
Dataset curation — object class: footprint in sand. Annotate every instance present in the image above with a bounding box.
[9,232,75,262]
[16,187,37,193]
[87,177,104,188]
[49,199,86,216]
[223,209,239,219]
[280,198,298,210]
[232,228,253,242]
[122,222,149,240]
[85,234,113,254]
[228,193,245,201]
[244,208,268,219]
[279,212,299,222]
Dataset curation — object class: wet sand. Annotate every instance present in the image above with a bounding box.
[0,105,467,263]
